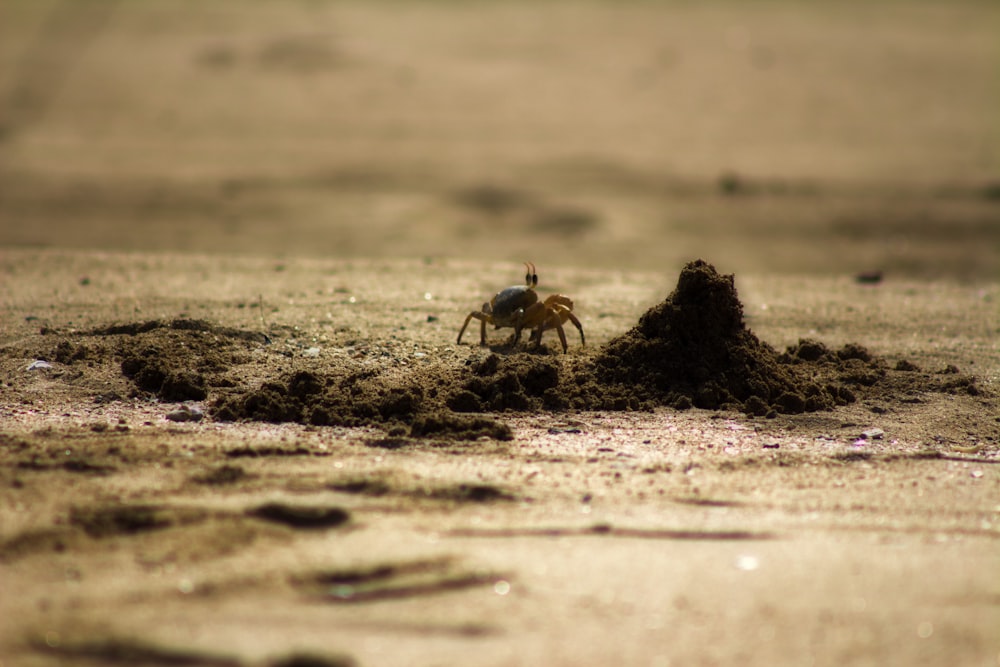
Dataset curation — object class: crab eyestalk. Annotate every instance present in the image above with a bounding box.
[524,262,538,289]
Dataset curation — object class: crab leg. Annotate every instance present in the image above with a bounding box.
[552,320,569,353]
[456,313,474,344]
[512,321,526,345]
[527,310,563,352]
[457,311,490,345]
[532,309,585,352]
[564,311,585,346]
[515,301,546,345]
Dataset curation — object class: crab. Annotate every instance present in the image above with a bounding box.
[457,262,585,353]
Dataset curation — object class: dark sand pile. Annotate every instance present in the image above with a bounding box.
[590,259,856,415]
[212,367,514,441]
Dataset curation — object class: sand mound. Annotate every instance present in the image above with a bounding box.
[591,260,855,415]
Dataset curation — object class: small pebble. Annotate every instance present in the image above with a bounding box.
[166,404,205,422]
[861,428,884,440]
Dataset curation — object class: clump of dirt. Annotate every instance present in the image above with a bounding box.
[212,368,513,440]
[409,414,514,440]
[779,339,984,399]
[121,348,208,402]
[588,260,869,415]
[212,369,423,427]
[111,319,261,402]
[446,353,562,413]
[28,318,258,403]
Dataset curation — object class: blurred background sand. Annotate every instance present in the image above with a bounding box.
[1,0,998,278]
